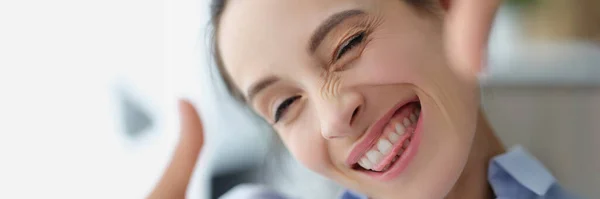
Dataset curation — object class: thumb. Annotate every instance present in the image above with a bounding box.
[179,100,205,145]
[149,100,204,199]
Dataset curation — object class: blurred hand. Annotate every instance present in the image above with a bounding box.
[148,100,204,199]
[444,0,502,79]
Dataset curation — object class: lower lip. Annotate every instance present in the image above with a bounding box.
[359,111,423,181]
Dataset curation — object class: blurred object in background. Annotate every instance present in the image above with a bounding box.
[488,0,600,79]
[523,0,600,42]
[483,1,600,198]
[481,83,600,198]
[503,0,600,42]
[116,84,154,139]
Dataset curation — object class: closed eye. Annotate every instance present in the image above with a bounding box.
[274,95,301,123]
[335,31,366,60]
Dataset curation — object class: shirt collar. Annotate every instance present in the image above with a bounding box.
[342,146,558,199]
[488,145,556,196]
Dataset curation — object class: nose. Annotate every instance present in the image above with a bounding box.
[317,91,364,140]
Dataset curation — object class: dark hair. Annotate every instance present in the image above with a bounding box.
[209,0,241,103]
[209,0,435,103]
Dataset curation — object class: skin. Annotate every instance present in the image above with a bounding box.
[149,0,503,198]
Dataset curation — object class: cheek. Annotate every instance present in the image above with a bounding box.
[349,32,448,87]
[353,30,478,110]
[278,114,334,175]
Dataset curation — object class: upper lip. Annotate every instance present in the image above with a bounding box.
[345,97,419,167]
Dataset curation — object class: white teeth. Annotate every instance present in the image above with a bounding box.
[395,123,405,135]
[403,140,410,148]
[377,139,393,154]
[389,132,400,142]
[356,107,422,171]
[366,150,383,164]
[410,113,417,123]
[358,158,373,170]
[403,118,411,126]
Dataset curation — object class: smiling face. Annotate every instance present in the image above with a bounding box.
[217,0,480,198]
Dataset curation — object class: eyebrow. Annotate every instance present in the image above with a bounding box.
[309,9,365,54]
[246,76,280,103]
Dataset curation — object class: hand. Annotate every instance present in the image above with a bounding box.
[148,100,204,199]
[444,0,502,78]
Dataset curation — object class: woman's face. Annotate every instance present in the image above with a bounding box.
[219,0,480,198]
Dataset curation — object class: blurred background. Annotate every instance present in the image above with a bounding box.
[0,0,598,198]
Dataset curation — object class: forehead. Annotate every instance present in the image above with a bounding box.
[218,0,374,93]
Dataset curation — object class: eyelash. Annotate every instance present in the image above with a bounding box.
[274,95,301,123]
[335,31,366,60]
[271,31,364,124]
[331,15,383,64]
[270,17,382,124]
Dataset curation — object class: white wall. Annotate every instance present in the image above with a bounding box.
[0,0,177,198]
[0,0,270,198]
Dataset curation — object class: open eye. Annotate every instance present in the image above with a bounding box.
[274,95,301,123]
[335,31,366,60]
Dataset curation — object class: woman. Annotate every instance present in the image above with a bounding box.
[150,0,578,198]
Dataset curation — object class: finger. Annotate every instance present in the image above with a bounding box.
[149,100,204,199]
[445,0,502,78]
[178,99,205,144]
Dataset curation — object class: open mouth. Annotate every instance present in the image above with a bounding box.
[347,99,423,180]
